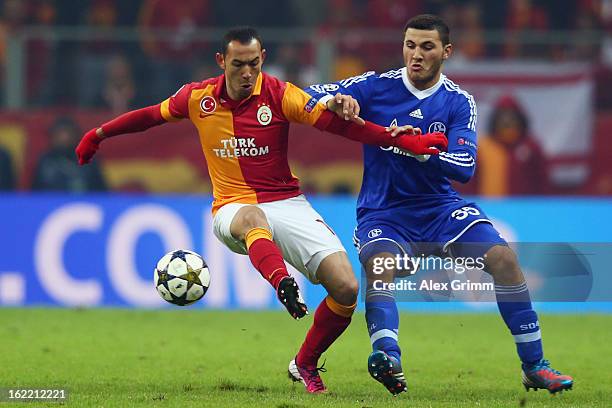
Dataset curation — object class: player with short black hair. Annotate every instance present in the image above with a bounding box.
[307,15,573,396]
[221,26,263,55]
[404,14,450,46]
[76,26,446,394]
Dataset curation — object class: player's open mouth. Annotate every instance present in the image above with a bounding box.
[241,83,253,90]
[411,64,423,72]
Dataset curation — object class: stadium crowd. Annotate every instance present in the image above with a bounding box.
[0,0,610,195]
[0,0,608,107]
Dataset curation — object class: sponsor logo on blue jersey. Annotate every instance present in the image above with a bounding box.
[457,137,477,148]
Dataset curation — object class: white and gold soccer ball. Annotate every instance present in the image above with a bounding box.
[154,249,210,306]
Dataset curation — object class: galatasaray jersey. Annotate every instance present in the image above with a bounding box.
[161,72,329,214]
[306,68,478,220]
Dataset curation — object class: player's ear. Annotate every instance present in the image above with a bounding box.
[442,43,453,60]
[261,48,267,64]
[215,52,225,70]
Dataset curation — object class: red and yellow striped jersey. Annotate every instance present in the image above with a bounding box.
[160,72,331,214]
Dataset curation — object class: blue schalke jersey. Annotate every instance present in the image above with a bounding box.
[306,68,478,220]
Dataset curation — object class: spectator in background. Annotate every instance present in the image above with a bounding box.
[0,0,57,105]
[32,117,107,192]
[476,95,547,196]
[189,61,215,84]
[0,0,29,64]
[138,0,209,102]
[365,0,424,69]
[504,0,550,59]
[368,0,423,28]
[454,2,486,61]
[0,146,16,190]
[265,44,317,88]
[76,0,122,107]
[0,0,33,101]
[102,54,135,114]
[323,0,367,78]
[25,0,57,105]
[290,0,326,27]
[212,0,297,29]
[572,1,603,61]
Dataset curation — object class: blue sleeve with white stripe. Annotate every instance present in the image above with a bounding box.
[305,71,376,108]
[433,94,478,183]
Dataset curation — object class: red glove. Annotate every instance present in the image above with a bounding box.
[394,132,448,155]
[75,128,103,165]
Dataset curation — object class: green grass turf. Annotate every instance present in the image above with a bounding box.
[0,309,610,407]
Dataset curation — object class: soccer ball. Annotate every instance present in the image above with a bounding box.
[154,249,210,306]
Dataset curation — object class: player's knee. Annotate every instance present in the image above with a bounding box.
[317,252,359,305]
[484,245,522,282]
[240,206,267,228]
[231,206,269,241]
[331,274,359,306]
[329,260,359,306]
[345,275,359,302]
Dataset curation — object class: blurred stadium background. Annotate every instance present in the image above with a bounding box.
[0,1,608,313]
[0,0,610,309]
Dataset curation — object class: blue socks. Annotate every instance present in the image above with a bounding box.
[365,288,401,362]
[495,282,543,365]
[366,281,543,366]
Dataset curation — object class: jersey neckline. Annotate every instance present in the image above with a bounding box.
[400,67,445,100]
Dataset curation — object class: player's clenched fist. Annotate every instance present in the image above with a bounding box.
[75,128,104,165]
[393,131,448,155]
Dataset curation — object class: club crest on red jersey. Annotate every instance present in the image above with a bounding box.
[257,103,272,125]
[200,96,217,114]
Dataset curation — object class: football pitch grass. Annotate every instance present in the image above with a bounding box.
[1,309,610,407]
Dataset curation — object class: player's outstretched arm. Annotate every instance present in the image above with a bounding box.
[316,111,448,155]
[285,80,444,154]
[326,93,365,125]
[306,72,377,124]
[75,104,167,165]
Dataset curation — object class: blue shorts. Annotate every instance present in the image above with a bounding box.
[354,199,506,264]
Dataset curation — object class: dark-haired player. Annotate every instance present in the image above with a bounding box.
[308,15,573,395]
[76,27,446,394]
